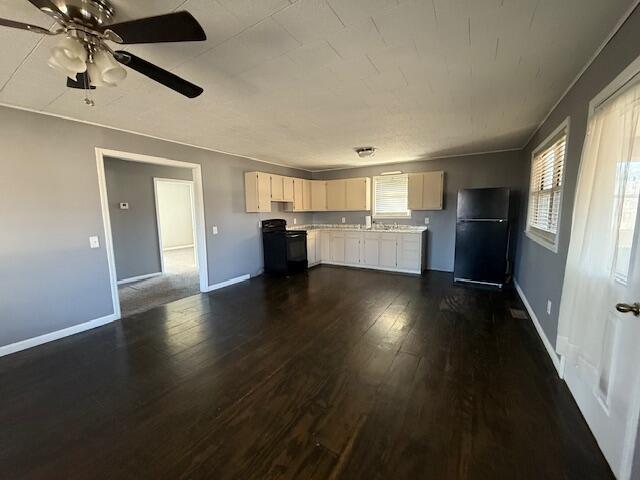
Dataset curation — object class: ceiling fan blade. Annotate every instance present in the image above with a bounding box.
[103,11,206,44]
[0,17,58,35]
[67,72,95,90]
[114,51,203,98]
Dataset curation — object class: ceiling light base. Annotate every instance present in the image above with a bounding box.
[52,0,116,27]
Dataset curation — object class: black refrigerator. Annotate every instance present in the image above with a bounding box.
[454,187,510,288]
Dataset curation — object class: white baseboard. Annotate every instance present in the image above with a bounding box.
[203,274,250,292]
[117,272,162,285]
[0,313,118,358]
[162,244,194,252]
[514,280,565,378]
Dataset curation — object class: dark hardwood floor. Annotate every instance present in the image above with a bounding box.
[0,267,613,479]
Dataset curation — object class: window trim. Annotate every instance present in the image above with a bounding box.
[372,174,411,219]
[525,117,570,253]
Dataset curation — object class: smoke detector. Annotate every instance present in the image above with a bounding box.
[355,146,376,158]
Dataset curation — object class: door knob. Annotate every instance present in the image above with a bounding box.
[616,302,640,316]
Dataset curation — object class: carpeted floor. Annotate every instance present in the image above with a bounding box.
[118,247,200,318]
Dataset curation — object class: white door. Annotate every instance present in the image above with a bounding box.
[344,233,361,264]
[557,78,640,479]
[362,234,380,267]
[379,233,397,268]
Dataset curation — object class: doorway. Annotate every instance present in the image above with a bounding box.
[96,148,209,319]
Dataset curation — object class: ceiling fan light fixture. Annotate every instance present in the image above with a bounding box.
[93,49,127,85]
[48,36,87,78]
[86,62,113,87]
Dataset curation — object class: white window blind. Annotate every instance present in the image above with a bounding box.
[373,174,410,218]
[527,130,567,248]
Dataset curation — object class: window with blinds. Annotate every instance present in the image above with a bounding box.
[373,174,410,218]
[527,127,568,250]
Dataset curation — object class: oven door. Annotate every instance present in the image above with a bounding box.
[286,231,308,271]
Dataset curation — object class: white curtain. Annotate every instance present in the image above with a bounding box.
[556,81,640,379]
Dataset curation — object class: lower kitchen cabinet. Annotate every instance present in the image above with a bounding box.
[330,232,345,263]
[379,233,398,269]
[344,233,362,264]
[307,231,318,266]
[307,229,426,274]
[362,233,380,266]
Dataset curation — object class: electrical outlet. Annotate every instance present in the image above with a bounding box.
[293,218,297,225]
[89,236,100,249]
[341,217,346,223]
[424,217,430,225]
[547,300,552,315]
[212,225,219,235]
[258,220,261,228]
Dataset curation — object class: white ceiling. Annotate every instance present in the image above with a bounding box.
[0,0,634,170]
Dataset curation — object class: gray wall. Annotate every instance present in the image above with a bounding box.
[104,158,192,281]
[514,6,640,344]
[0,106,312,348]
[312,151,527,272]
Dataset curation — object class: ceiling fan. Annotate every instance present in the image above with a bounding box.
[0,0,207,99]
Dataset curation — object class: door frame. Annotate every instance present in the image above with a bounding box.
[96,148,209,320]
[153,177,199,273]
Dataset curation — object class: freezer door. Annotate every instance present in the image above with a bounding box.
[457,187,510,220]
[454,221,508,286]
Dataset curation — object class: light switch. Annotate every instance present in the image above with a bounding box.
[547,300,552,315]
[119,202,129,210]
[212,225,219,235]
[293,218,297,225]
[89,236,100,249]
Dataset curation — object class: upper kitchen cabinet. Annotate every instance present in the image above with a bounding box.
[408,171,444,210]
[245,172,272,212]
[346,177,371,211]
[325,178,371,211]
[302,180,311,211]
[311,180,327,211]
[326,179,346,210]
[270,175,294,202]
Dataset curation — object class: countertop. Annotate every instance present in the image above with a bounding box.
[288,224,428,233]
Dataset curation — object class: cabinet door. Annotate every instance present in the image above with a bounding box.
[407,173,423,210]
[326,180,347,211]
[331,233,345,263]
[303,180,312,211]
[271,174,284,201]
[362,233,380,266]
[293,179,304,211]
[422,171,444,210]
[397,234,421,271]
[283,177,294,202]
[379,233,398,268]
[320,231,331,261]
[307,232,317,265]
[346,178,369,211]
[257,172,272,212]
[344,233,361,264]
[311,181,327,211]
[244,172,259,212]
